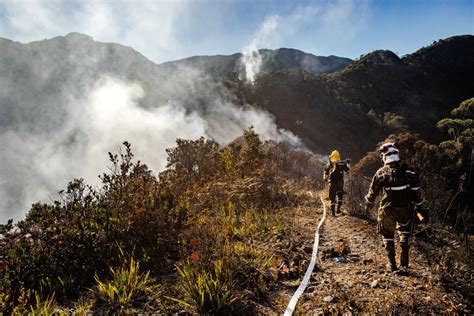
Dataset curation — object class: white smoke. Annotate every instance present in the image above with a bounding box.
[79,76,300,173]
[78,77,209,175]
[239,15,280,83]
[0,73,301,222]
[239,50,262,84]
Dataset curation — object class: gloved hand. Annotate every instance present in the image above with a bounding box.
[363,195,373,212]
[415,205,429,223]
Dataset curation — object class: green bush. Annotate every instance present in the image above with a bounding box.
[175,260,238,313]
[2,288,59,316]
[2,142,181,308]
[92,258,150,312]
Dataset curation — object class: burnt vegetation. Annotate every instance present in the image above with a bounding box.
[1,129,326,314]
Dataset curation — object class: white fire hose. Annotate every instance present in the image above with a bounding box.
[284,194,327,315]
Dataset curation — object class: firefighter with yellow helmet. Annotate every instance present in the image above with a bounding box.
[324,150,350,216]
[365,142,428,272]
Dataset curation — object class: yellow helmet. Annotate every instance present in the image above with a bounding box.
[329,150,340,163]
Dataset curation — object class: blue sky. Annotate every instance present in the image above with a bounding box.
[0,0,472,63]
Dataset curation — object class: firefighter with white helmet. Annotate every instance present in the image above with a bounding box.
[365,142,428,272]
[324,150,350,216]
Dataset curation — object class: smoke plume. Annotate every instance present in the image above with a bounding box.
[238,0,367,82]
[239,16,280,83]
[0,45,300,222]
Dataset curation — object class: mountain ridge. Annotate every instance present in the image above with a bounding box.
[0,33,472,159]
[232,34,473,158]
[157,46,353,77]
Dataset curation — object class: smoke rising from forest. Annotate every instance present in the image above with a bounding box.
[0,60,300,222]
[238,1,366,82]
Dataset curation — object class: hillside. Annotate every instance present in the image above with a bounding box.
[230,35,474,159]
[1,3,473,313]
[0,33,350,221]
[0,32,473,224]
[0,32,350,117]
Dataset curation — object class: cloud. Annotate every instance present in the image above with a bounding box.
[0,1,59,36]
[321,0,370,39]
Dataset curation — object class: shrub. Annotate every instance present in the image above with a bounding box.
[161,137,222,193]
[177,199,285,309]
[2,142,181,307]
[436,98,473,235]
[92,258,150,312]
[2,288,59,316]
[264,140,325,189]
[2,131,306,312]
[175,260,238,314]
[21,292,58,315]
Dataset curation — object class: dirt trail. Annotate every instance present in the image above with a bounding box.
[265,194,464,314]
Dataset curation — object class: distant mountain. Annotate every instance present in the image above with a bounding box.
[0,33,161,131]
[229,35,474,159]
[159,48,352,77]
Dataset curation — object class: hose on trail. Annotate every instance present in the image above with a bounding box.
[284,193,327,315]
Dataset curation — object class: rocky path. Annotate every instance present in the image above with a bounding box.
[263,194,465,314]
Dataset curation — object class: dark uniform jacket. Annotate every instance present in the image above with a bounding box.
[365,161,422,209]
[324,161,350,188]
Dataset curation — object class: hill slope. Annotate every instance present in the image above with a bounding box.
[0,32,351,220]
[230,35,474,159]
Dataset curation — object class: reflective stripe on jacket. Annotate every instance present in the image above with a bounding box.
[365,162,422,209]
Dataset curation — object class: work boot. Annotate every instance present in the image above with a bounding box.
[400,244,409,268]
[336,202,342,215]
[384,240,397,272]
[331,204,336,216]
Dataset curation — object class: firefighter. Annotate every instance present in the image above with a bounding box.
[324,150,350,216]
[364,142,428,272]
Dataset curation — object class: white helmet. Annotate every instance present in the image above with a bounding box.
[379,142,400,164]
